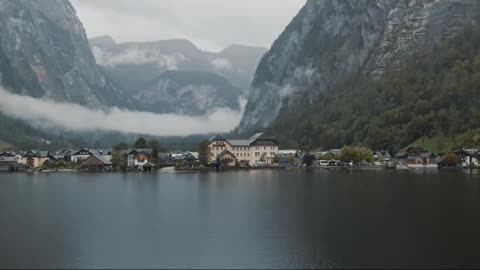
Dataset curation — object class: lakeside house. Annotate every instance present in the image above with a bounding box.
[23,150,57,168]
[173,152,199,168]
[79,154,113,172]
[71,148,94,163]
[395,146,437,169]
[126,149,153,170]
[209,132,280,167]
[458,149,480,168]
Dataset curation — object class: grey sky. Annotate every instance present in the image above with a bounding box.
[70,0,306,52]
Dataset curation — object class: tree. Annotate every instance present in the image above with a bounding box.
[134,137,147,149]
[302,153,316,167]
[260,153,267,163]
[444,152,460,166]
[288,154,296,165]
[111,151,127,172]
[339,146,365,165]
[273,154,280,164]
[196,140,211,166]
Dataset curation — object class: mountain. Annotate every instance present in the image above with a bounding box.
[0,0,133,108]
[89,36,267,95]
[135,70,243,115]
[238,0,480,134]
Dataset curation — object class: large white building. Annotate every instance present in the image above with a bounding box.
[209,132,279,166]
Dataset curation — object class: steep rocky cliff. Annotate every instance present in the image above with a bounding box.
[0,0,132,108]
[238,0,480,133]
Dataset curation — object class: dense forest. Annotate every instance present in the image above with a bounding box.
[271,24,480,154]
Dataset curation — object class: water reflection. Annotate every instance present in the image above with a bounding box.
[0,170,479,268]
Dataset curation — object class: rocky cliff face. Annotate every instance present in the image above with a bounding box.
[90,36,267,95]
[0,0,132,108]
[238,0,480,132]
[135,70,242,115]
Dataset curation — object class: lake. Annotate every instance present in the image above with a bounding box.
[0,169,479,268]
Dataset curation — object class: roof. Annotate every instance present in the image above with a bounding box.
[395,152,407,157]
[420,152,435,158]
[209,135,227,142]
[330,149,342,155]
[229,140,251,146]
[210,132,279,147]
[249,132,264,141]
[23,150,52,158]
[72,148,93,156]
[90,154,112,165]
[217,150,236,159]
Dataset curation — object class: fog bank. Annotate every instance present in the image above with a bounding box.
[0,87,244,137]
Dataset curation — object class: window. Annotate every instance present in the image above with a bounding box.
[264,147,267,150]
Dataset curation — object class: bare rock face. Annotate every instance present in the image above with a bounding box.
[0,0,133,108]
[238,0,480,133]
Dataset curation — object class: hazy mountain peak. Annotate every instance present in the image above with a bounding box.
[89,35,116,50]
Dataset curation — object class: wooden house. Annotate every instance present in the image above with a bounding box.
[79,154,113,172]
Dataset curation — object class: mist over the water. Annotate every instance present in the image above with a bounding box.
[0,87,245,136]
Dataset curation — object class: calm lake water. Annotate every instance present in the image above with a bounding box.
[0,169,479,269]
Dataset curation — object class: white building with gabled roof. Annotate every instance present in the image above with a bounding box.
[208,132,280,166]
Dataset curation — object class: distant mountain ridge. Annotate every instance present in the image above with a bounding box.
[89,35,267,95]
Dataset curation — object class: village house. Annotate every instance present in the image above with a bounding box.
[373,150,392,165]
[71,148,94,163]
[396,146,437,169]
[22,150,56,168]
[79,153,113,172]
[459,149,480,168]
[0,152,28,172]
[209,132,280,167]
[174,152,199,168]
[53,150,73,163]
[97,149,113,162]
[126,149,153,169]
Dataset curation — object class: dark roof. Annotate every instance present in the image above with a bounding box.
[420,152,435,158]
[395,152,407,157]
[217,150,236,159]
[209,135,227,142]
[90,154,112,165]
[23,150,52,158]
[72,148,93,156]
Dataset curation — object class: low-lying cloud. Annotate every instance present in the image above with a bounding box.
[92,46,188,70]
[0,87,245,137]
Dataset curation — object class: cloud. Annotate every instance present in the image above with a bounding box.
[92,46,188,70]
[70,0,306,51]
[0,87,246,137]
[211,57,233,71]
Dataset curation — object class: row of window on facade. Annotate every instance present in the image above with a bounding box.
[212,146,277,151]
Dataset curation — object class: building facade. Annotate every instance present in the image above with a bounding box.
[209,133,280,166]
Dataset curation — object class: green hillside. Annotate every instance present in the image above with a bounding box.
[272,24,480,153]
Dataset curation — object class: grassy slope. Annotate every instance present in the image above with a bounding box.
[402,133,467,154]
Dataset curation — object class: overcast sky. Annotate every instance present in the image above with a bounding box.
[70,0,306,52]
